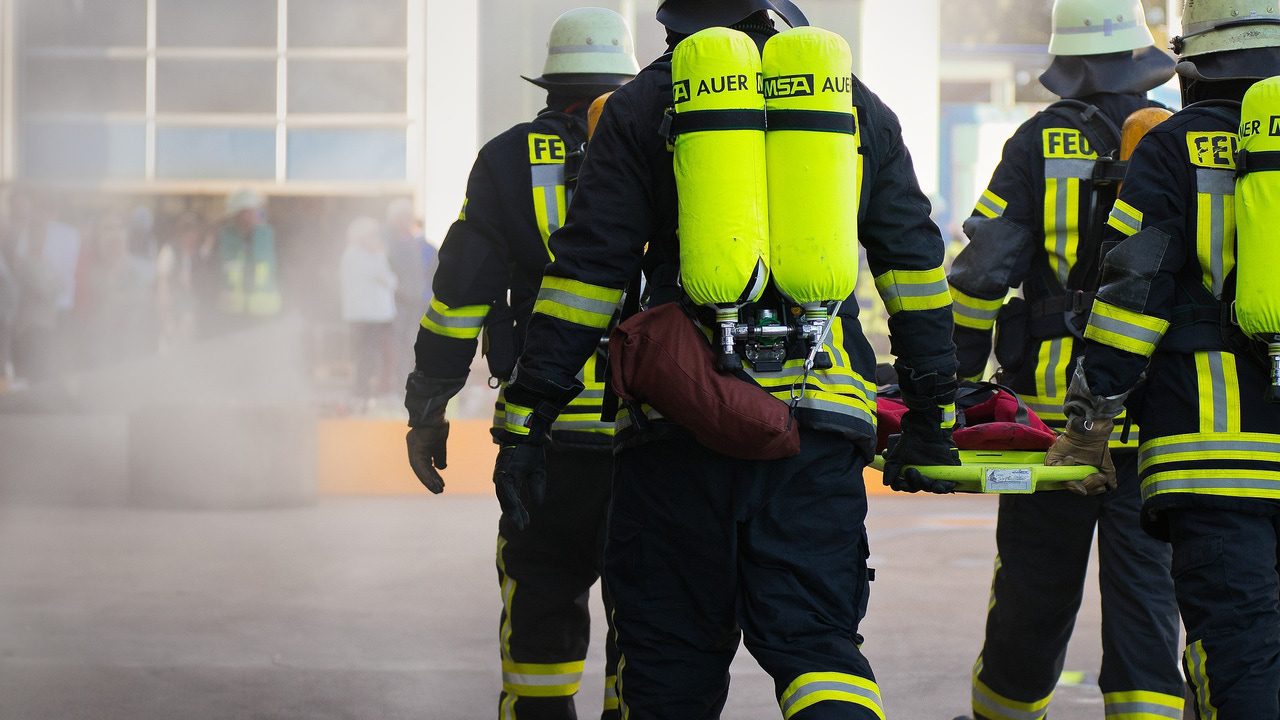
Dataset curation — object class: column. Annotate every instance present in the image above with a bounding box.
[422,0,480,245]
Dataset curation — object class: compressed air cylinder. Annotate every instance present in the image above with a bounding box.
[763,27,860,308]
[1235,77,1280,342]
[672,27,770,310]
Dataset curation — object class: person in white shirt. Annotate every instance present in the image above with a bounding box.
[340,216,398,406]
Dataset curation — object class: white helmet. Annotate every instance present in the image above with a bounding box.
[522,8,639,93]
[1048,0,1156,56]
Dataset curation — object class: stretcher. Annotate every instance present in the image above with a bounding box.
[870,450,1097,494]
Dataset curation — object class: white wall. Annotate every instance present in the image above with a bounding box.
[858,0,941,196]
[1,0,13,184]
[422,0,480,245]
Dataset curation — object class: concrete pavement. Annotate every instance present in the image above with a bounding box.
[0,494,1143,719]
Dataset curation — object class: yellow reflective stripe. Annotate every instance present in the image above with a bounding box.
[502,659,586,698]
[1084,300,1169,357]
[972,660,1051,720]
[1139,432,1280,468]
[1142,469,1280,500]
[975,189,1008,219]
[497,535,517,691]
[1103,690,1185,719]
[951,286,1005,331]
[604,675,619,711]
[942,402,957,430]
[421,298,490,340]
[1033,337,1071,400]
[779,672,884,720]
[504,402,533,436]
[1194,351,1241,434]
[874,267,951,315]
[987,557,1002,611]
[533,276,623,329]
[1185,640,1217,720]
[1107,199,1144,237]
[458,198,468,221]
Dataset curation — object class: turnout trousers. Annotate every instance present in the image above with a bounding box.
[972,452,1185,720]
[496,446,619,720]
[605,431,881,720]
[1168,508,1280,720]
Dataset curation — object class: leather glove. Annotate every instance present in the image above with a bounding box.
[492,438,547,531]
[489,366,582,530]
[406,424,448,494]
[1045,418,1116,496]
[404,372,467,494]
[1046,362,1129,496]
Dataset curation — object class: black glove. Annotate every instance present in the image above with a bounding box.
[492,438,548,531]
[406,424,448,494]
[884,367,961,494]
[404,372,467,494]
[488,366,582,530]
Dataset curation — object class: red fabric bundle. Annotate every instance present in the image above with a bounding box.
[875,383,1057,453]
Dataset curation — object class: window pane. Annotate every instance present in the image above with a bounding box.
[288,61,405,114]
[288,0,406,47]
[157,60,277,113]
[20,0,146,47]
[157,0,277,48]
[287,128,405,182]
[157,127,276,179]
[22,122,145,181]
[24,59,145,114]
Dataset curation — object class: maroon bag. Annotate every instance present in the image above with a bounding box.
[876,382,1057,453]
[608,302,801,460]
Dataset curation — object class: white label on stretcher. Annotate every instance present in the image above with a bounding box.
[984,468,1034,493]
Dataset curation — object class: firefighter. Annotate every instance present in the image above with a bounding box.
[402,8,637,719]
[1044,0,1280,716]
[491,1,960,717]
[946,2,1185,718]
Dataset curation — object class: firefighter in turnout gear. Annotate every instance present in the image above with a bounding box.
[403,8,637,719]
[947,2,1186,718]
[494,1,960,716]
[1044,0,1280,715]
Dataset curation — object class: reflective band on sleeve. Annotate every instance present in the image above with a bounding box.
[779,672,884,720]
[975,189,1008,219]
[420,298,490,340]
[874,267,951,315]
[951,286,1005,331]
[501,659,586,698]
[532,276,623,329]
[1107,199,1144,237]
[1184,640,1218,720]
[603,675,619,711]
[941,403,957,430]
[1102,690,1185,719]
[1084,300,1168,357]
[972,661,1051,720]
[504,402,534,436]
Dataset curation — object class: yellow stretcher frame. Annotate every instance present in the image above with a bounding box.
[870,450,1096,494]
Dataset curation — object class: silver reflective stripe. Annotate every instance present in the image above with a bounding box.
[752,369,876,397]
[1196,167,1235,195]
[1208,351,1229,433]
[1146,476,1280,493]
[1141,438,1280,460]
[1043,337,1066,398]
[954,302,1001,323]
[532,164,566,236]
[977,194,1005,218]
[503,670,584,690]
[779,680,883,717]
[1088,313,1163,349]
[1055,17,1138,35]
[549,43,629,55]
[1105,701,1182,719]
[1197,169,1233,299]
[553,419,615,432]
[424,305,486,329]
[1045,158,1095,179]
[880,277,950,302]
[1109,205,1142,235]
[793,397,876,426]
[536,287,620,319]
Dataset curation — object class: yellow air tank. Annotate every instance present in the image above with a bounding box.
[671,27,770,368]
[1234,76,1280,402]
[762,26,860,363]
